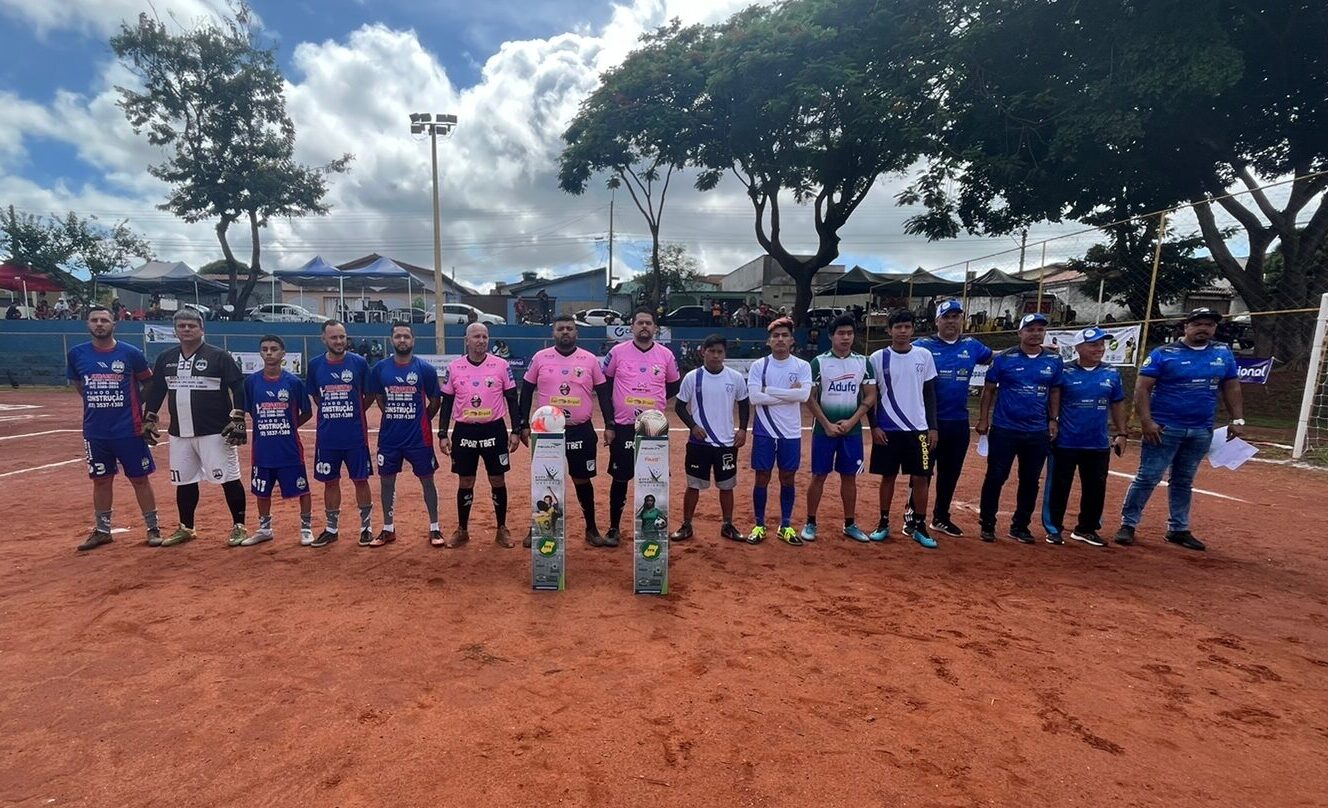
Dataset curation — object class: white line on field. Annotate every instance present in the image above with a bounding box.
[0,458,83,477]
[1107,470,1249,503]
[0,429,81,441]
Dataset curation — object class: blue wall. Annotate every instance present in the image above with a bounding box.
[0,320,802,386]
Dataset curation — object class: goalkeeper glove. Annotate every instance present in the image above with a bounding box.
[141,411,161,447]
[221,409,247,446]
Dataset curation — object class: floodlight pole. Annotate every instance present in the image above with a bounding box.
[430,126,445,354]
[411,112,457,354]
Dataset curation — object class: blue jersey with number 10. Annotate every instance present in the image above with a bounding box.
[308,352,371,450]
[245,370,312,468]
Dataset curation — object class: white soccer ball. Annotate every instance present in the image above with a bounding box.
[635,409,669,437]
[530,405,566,434]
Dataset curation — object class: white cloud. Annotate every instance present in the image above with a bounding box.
[0,0,236,38]
[2,0,1107,295]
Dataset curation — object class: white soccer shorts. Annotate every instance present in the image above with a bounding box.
[168,434,241,486]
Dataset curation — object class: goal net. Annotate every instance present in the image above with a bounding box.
[1293,293,1328,461]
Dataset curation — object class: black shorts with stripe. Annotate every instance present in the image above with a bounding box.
[869,430,933,477]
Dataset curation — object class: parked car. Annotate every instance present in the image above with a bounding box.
[573,308,624,327]
[424,303,504,325]
[246,303,330,323]
[664,305,713,327]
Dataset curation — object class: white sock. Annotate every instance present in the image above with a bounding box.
[430,522,439,531]
[383,523,394,532]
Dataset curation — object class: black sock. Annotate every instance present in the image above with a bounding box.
[492,486,508,527]
[844,517,855,527]
[609,479,628,530]
[878,511,889,529]
[457,488,474,529]
[177,483,200,528]
[574,481,597,529]
[806,516,817,525]
[222,480,247,524]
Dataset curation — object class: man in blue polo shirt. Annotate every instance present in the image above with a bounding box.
[1116,308,1244,551]
[1041,327,1127,547]
[906,299,993,536]
[975,312,1063,543]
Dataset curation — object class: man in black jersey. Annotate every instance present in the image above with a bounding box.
[143,308,250,546]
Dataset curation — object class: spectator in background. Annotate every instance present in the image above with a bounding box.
[36,298,52,320]
[111,298,124,320]
[758,301,771,326]
[734,301,749,328]
[711,300,724,326]
[54,297,70,319]
[537,289,552,325]
[466,307,478,326]
[5,301,21,319]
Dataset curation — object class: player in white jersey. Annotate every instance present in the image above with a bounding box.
[803,314,876,544]
[744,318,813,544]
[672,334,750,541]
[866,310,940,548]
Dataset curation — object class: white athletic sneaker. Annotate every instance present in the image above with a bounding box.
[299,527,315,546]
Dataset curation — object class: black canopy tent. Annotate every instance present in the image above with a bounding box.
[98,261,228,307]
[967,267,1037,298]
[870,268,965,298]
[814,266,908,297]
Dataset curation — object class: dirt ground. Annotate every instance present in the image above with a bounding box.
[2,388,1327,807]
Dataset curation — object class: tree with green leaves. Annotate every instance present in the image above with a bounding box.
[111,6,351,317]
[690,0,943,325]
[559,20,706,311]
[629,243,703,309]
[901,0,1328,360]
[1,205,152,282]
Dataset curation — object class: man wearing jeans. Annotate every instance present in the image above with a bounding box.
[975,312,1063,543]
[1115,308,1244,551]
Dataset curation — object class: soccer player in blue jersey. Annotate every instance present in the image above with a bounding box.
[1041,327,1127,547]
[975,312,1063,543]
[307,320,375,548]
[367,322,443,547]
[906,299,993,536]
[242,336,314,546]
[66,305,160,551]
[1116,308,1244,551]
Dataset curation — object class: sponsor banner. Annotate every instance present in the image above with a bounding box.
[609,325,672,344]
[1044,324,1142,366]
[416,354,462,374]
[633,435,670,595]
[231,352,304,375]
[1236,356,1273,384]
[144,324,178,343]
[530,430,567,591]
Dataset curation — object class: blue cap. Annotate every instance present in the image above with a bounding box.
[935,299,963,320]
[1018,312,1049,329]
[1078,326,1108,343]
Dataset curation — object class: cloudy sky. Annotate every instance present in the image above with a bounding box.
[0,0,1251,292]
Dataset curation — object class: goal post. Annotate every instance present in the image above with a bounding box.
[1293,293,1328,460]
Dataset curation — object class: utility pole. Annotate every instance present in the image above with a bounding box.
[607,189,615,305]
[409,112,457,354]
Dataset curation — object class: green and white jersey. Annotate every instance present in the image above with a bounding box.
[810,350,875,435]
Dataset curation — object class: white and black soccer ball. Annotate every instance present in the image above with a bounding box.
[634,409,669,437]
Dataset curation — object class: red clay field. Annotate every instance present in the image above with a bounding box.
[2,389,1327,806]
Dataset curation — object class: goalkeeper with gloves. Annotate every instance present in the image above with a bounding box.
[142,308,251,547]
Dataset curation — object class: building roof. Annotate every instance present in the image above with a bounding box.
[500,266,606,296]
[338,254,476,296]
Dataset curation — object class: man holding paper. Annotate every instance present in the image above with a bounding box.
[1115,308,1245,552]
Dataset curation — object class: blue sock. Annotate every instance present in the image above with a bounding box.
[779,485,796,528]
[753,485,768,526]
